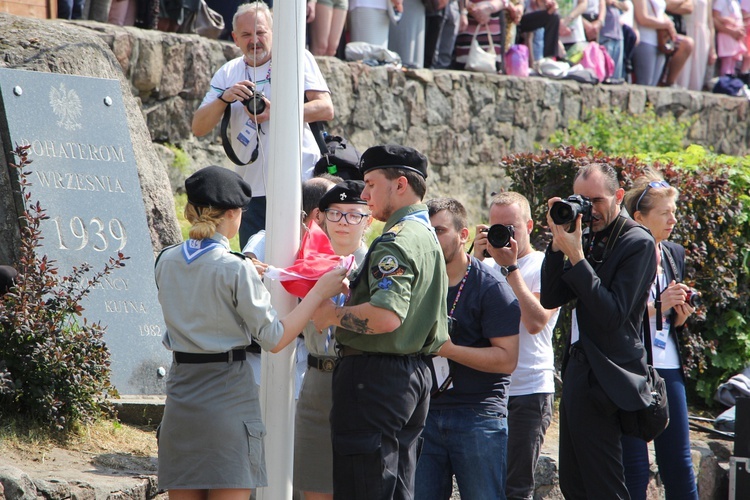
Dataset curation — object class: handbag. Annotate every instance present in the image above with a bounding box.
[620,365,670,442]
[619,307,670,442]
[178,0,225,39]
[465,24,498,74]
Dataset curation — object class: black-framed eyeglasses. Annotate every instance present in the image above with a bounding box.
[324,209,368,225]
[635,180,670,212]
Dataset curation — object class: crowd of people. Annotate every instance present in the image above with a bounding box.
[146,3,704,498]
[59,0,750,91]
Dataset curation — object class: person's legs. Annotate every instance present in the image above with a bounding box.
[505,393,553,500]
[518,11,560,58]
[600,36,624,80]
[632,42,666,86]
[58,0,74,19]
[311,3,334,56]
[414,411,453,500]
[560,357,630,500]
[331,355,431,500]
[328,7,348,57]
[663,35,694,86]
[621,434,650,500]
[424,12,446,69]
[434,1,459,69]
[239,196,267,249]
[653,369,698,500]
[449,408,508,500]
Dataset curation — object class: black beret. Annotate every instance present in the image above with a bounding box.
[185,166,252,209]
[319,180,367,211]
[359,144,428,179]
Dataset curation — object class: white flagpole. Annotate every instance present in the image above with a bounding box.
[258,1,305,498]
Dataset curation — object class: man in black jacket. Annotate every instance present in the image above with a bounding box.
[540,163,656,499]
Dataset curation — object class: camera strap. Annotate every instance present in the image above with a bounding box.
[661,244,681,284]
[585,215,634,268]
[220,104,260,166]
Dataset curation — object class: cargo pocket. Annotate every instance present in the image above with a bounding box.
[333,431,384,498]
[244,420,268,486]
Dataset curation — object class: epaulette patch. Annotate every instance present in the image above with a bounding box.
[230,250,248,260]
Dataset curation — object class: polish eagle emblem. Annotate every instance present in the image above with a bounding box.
[49,83,82,131]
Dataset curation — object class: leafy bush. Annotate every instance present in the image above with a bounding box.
[549,106,691,155]
[0,145,127,432]
[503,145,750,406]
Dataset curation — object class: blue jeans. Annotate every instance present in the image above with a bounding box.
[600,36,624,80]
[239,196,266,249]
[415,407,508,500]
[622,368,698,500]
[506,393,554,500]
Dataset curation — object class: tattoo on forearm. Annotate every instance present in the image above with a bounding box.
[339,311,374,335]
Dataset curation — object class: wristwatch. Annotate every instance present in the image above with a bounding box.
[500,264,518,277]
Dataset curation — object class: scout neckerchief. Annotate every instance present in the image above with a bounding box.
[181,238,223,264]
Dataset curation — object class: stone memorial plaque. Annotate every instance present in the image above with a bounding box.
[0,68,170,395]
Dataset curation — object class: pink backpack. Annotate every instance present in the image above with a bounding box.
[505,44,529,77]
[580,42,614,82]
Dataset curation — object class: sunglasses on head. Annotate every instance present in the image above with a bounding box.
[635,180,670,212]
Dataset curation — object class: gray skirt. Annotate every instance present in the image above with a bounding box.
[293,366,334,493]
[158,358,267,490]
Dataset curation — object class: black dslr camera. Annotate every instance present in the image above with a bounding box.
[484,224,515,249]
[242,86,267,115]
[685,288,702,308]
[480,224,515,257]
[550,195,593,232]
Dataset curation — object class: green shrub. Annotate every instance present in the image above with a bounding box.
[549,106,691,155]
[165,143,191,173]
[0,146,126,432]
[174,193,241,251]
[503,145,750,406]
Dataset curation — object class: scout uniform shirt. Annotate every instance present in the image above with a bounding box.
[335,204,450,355]
[156,233,284,353]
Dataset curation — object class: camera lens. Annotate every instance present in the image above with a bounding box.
[550,201,576,225]
[487,224,514,248]
[686,290,702,308]
[245,94,266,115]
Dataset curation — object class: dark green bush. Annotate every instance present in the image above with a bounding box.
[0,145,127,432]
[503,145,750,406]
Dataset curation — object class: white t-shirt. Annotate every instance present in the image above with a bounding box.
[559,0,587,44]
[494,251,560,396]
[648,270,681,369]
[640,0,666,46]
[349,0,388,9]
[199,51,330,197]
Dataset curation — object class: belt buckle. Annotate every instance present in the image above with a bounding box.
[322,358,335,372]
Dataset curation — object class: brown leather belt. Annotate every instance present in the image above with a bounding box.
[308,354,336,372]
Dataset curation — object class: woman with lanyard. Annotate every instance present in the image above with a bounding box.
[621,169,699,500]
[294,180,371,500]
[155,166,347,499]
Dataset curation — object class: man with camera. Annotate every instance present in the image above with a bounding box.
[414,197,519,499]
[473,192,560,500]
[540,164,656,499]
[192,1,334,247]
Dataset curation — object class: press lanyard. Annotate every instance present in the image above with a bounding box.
[246,62,271,89]
[449,258,472,319]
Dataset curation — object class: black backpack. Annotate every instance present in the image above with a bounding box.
[310,122,363,181]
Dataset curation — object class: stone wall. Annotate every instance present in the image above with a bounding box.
[79,19,749,223]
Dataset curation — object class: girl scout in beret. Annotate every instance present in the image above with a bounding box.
[155,165,347,499]
[294,180,371,500]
